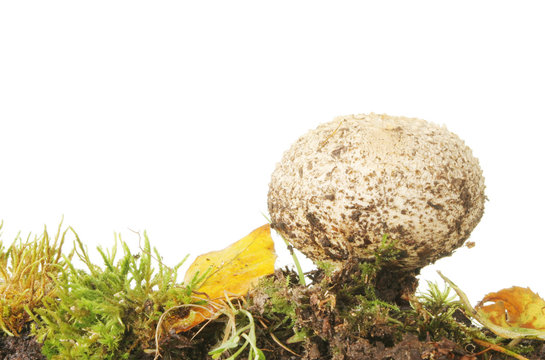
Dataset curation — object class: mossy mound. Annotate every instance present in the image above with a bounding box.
[1,224,544,359]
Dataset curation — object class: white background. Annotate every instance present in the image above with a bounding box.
[1,1,544,306]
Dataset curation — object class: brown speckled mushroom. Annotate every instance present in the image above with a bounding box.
[268,113,485,270]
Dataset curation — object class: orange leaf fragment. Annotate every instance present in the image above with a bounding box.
[164,304,222,334]
[172,224,276,332]
[476,286,545,331]
[438,271,545,340]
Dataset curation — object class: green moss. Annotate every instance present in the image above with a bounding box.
[315,260,335,277]
[257,276,298,329]
[32,231,191,360]
[359,234,401,281]
[0,221,69,337]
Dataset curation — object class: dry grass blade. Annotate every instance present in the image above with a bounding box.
[318,118,345,150]
[269,331,301,357]
[473,338,530,360]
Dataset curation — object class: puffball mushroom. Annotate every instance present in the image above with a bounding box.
[268,113,485,270]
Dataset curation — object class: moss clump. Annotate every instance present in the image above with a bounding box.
[32,231,191,360]
[411,281,474,343]
[0,222,69,337]
[254,274,299,329]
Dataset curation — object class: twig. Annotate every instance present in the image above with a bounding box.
[269,332,302,357]
[257,316,301,357]
[473,338,529,360]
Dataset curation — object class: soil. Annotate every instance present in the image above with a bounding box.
[245,266,471,360]
[0,325,46,360]
[2,328,544,360]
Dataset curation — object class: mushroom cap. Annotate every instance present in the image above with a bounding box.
[268,113,485,270]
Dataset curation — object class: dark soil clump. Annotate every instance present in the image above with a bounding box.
[0,326,46,360]
[153,321,226,360]
[248,264,433,359]
[245,263,545,360]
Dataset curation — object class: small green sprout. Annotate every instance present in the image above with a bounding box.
[209,296,265,360]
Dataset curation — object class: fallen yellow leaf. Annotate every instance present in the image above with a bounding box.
[476,287,545,331]
[171,224,276,332]
[438,271,545,340]
[184,224,276,299]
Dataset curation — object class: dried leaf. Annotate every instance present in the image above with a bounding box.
[161,303,223,335]
[438,271,545,340]
[172,224,276,332]
[476,287,545,330]
[185,224,276,299]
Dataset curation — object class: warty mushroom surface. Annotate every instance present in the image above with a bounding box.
[268,113,485,270]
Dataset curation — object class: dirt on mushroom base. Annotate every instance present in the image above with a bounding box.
[246,266,545,360]
[247,266,460,360]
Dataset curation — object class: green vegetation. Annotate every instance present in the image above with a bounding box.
[1,223,542,359]
[415,281,470,341]
[209,297,264,360]
[0,221,69,336]
[249,234,544,359]
[31,230,191,360]
[315,260,336,277]
[254,275,299,331]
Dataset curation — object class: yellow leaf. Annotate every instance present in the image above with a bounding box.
[185,224,276,299]
[476,287,545,331]
[172,224,276,332]
[438,271,545,340]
